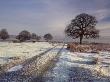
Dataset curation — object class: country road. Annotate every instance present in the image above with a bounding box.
[0,44,64,82]
[43,49,110,82]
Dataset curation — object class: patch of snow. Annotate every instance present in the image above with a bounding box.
[44,49,110,82]
[74,52,96,57]
[44,50,79,82]
[0,42,55,64]
[7,65,23,72]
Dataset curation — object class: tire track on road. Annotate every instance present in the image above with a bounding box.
[0,44,64,82]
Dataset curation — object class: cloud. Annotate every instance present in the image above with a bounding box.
[0,0,110,37]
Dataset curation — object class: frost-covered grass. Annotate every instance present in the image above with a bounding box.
[0,42,55,64]
[7,65,23,72]
[43,48,110,82]
[0,42,110,82]
[0,45,63,82]
[20,45,62,75]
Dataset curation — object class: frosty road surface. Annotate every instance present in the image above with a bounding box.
[43,49,110,82]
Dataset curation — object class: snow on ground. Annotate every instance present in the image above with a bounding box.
[0,42,55,64]
[0,44,63,82]
[43,49,82,82]
[43,48,110,82]
[0,42,110,81]
[7,65,23,72]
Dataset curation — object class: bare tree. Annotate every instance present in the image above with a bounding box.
[44,33,53,42]
[16,30,31,42]
[0,29,9,40]
[65,13,99,44]
[31,33,41,41]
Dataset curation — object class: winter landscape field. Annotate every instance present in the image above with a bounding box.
[0,42,109,82]
[1,0,110,82]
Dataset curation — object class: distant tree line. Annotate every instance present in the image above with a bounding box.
[0,29,53,42]
[0,13,99,44]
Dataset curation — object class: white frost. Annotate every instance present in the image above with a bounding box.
[7,65,23,72]
[44,49,110,82]
[0,42,54,64]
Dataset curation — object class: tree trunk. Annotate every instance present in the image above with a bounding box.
[79,35,83,44]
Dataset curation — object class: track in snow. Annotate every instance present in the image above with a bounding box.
[0,44,110,82]
[0,44,65,82]
[43,49,110,82]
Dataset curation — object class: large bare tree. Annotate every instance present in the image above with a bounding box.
[65,13,99,44]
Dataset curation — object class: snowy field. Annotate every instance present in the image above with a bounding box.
[43,49,110,82]
[0,42,55,64]
[0,42,110,82]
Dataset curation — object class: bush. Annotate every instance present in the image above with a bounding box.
[12,39,20,43]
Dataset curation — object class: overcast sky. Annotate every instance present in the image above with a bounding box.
[0,0,110,37]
